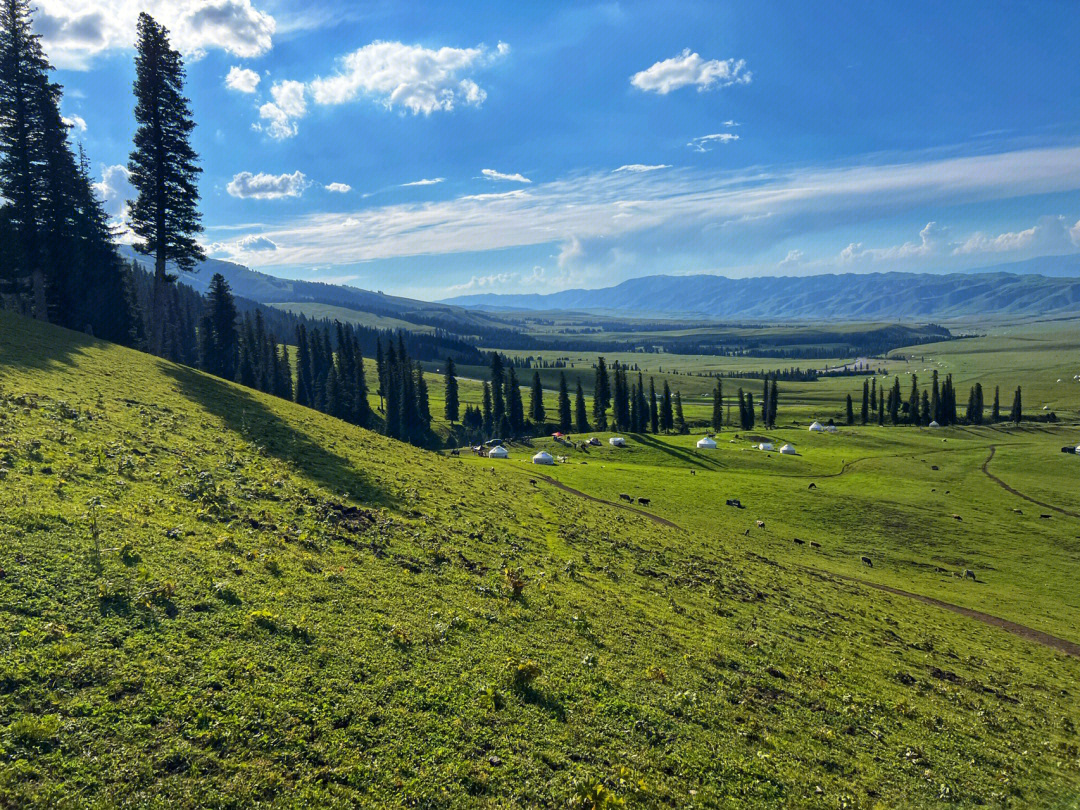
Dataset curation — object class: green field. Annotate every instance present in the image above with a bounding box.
[2,312,1080,807]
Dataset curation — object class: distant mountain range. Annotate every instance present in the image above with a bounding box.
[118,246,511,334]
[442,257,1080,319]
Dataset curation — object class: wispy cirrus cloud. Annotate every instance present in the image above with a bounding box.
[482,168,530,182]
[205,146,1080,278]
[631,49,750,94]
[401,177,445,187]
[614,164,671,173]
[689,132,739,152]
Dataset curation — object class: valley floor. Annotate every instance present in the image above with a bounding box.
[1,312,1079,808]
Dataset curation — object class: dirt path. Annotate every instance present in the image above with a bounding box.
[530,474,684,531]
[533,466,1080,658]
[981,445,1080,518]
[818,569,1080,659]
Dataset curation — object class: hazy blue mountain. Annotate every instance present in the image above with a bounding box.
[441,265,1080,319]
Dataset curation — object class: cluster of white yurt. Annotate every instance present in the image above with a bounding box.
[928,420,941,428]
[488,445,509,459]
[696,436,717,449]
[780,443,796,455]
[808,421,824,432]
[609,436,626,447]
[759,441,775,451]
[532,450,554,465]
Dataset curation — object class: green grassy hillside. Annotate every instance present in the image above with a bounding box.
[2,312,1079,808]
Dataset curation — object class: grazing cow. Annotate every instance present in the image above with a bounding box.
[756,520,765,529]
[637,497,651,506]
[690,470,696,476]
[529,479,537,486]
[1040,514,1052,519]
[952,514,962,521]
[807,483,817,490]
[810,541,821,548]
[619,493,633,503]
[1012,508,1023,514]
[931,465,939,471]
[793,538,805,545]
[450,449,460,457]
[861,556,873,567]
[743,529,750,537]
[964,569,977,581]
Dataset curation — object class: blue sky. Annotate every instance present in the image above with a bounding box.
[42,0,1080,299]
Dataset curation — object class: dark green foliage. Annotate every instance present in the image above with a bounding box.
[444,358,459,424]
[557,372,571,433]
[530,371,545,428]
[1011,385,1022,424]
[992,385,1001,422]
[127,13,204,355]
[846,393,855,425]
[593,356,609,430]
[660,380,673,432]
[861,379,869,424]
[649,377,659,434]
[711,378,723,431]
[673,390,686,434]
[198,273,238,380]
[574,380,589,433]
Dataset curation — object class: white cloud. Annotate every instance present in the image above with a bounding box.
[482,168,531,183]
[225,66,260,93]
[62,114,87,132]
[308,40,507,113]
[779,249,803,266]
[93,163,133,220]
[558,236,584,268]
[631,49,751,94]
[689,133,740,152]
[258,80,307,139]
[253,40,507,137]
[324,182,351,193]
[236,234,278,251]
[203,146,1080,274]
[401,177,445,186]
[952,215,1080,256]
[839,221,947,265]
[723,120,740,127]
[446,272,516,293]
[226,170,308,199]
[614,164,671,173]
[35,0,275,70]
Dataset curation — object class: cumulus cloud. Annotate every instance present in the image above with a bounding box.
[258,80,307,139]
[779,249,803,266]
[93,163,134,220]
[225,66,260,92]
[614,164,671,173]
[35,0,275,70]
[324,182,351,193]
[63,114,87,132]
[839,221,948,265]
[226,170,308,199]
[631,49,750,94]
[253,40,507,137]
[401,177,445,186]
[688,133,739,152]
[236,234,278,251]
[482,168,530,183]
[952,215,1080,256]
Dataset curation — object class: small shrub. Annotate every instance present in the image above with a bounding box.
[248,610,278,632]
[504,567,527,598]
[506,658,542,689]
[644,666,668,684]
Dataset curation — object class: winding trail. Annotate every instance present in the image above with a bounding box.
[530,473,684,530]
[981,445,1080,518]
[532,470,1079,659]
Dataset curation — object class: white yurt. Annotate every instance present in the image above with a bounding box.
[780,443,796,455]
[759,442,775,451]
[928,420,941,428]
[825,425,839,433]
[696,436,717,449]
[488,445,509,459]
[609,437,626,447]
[809,421,824,432]
[532,450,554,465]
[1075,445,1080,454]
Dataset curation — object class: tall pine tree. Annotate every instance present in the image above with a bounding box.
[128,13,204,357]
[443,357,459,424]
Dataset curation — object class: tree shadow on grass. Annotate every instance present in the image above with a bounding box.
[162,363,394,509]
[631,432,724,471]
